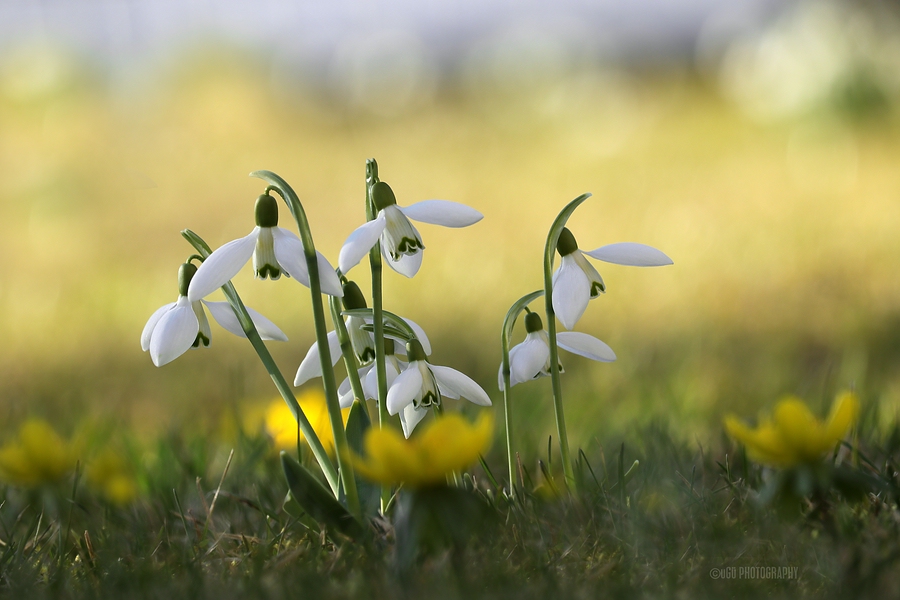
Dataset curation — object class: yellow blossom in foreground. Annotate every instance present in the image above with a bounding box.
[0,419,75,487]
[264,389,349,455]
[350,412,493,487]
[86,448,138,505]
[725,391,859,468]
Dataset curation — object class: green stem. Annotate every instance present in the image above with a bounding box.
[500,290,545,498]
[329,290,367,407]
[365,158,391,512]
[543,193,592,492]
[248,171,360,520]
[181,229,339,495]
[341,308,418,341]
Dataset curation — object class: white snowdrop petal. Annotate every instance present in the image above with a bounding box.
[202,301,288,341]
[384,245,423,278]
[430,365,492,407]
[502,343,526,388]
[149,299,199,367]
[363,365,379,400]
[272,229,343,296]
[511,337,551,384]
[584,243,673,267]
[437,381,461,400]
[551,256,591,330]
[557,332,617,362]
[338,214,386,274]
[337,376,356,409]
[271,227,308,283]
[399,200,483,228]
[315,251,343,297]
[400,403,428,438]
[187,230,258,302]
[293,331,342,386]
[386,366,422,415]
[245,306,289,341]
[141,302,176,351]
[402,318,431,355]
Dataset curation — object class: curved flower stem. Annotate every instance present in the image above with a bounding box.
[328,283,367,408]
[248,171,361,521]
[181,229,340,495]
[365,158,391,512]
[341,308,418,341]
[501,290,545,498]
[543,193,592,492]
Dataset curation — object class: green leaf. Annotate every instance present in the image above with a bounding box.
[280,452,364,539]
[345,400,370,455]
[344,402,383,518]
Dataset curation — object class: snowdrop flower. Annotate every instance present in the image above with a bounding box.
[187,193,342,302]
[294,281,430,396]
[499,311,616,390]
[326,339,411,420]
[142,262,287,367]
[338,181,483,278]
[387,339,491,438]
[552,227,673,330]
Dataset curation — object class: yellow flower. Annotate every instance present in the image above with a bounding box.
[264,389,350,455]
[725,391,859,468]
[0,419,75,487]
[86,448,138,505]
[350,412,493,487]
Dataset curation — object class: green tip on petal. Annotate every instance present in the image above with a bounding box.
[341,281,368,310]
[406,339,427,362]
[557,227,578,257]
[178,262,198,297]
[383,338,395,355]
[372,181,397,211]
[524,311,544,333]
[254,193,279,227]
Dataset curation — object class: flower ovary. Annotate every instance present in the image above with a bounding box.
[178,262,198,297]
[372,181,397,211]
[524,311,544,333]
[406,339,428,362]
[255,194,279,227]
[341,281,368,310]
[557,227,579,257]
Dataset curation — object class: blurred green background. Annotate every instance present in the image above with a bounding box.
[2,0,900,459]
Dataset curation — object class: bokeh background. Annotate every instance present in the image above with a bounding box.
[3,0,900,460]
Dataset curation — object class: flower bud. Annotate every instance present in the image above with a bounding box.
[341,281,368,310]
[254,193,279,227]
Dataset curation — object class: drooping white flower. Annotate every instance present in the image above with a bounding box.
[187,193,342,302]
[338,181,483,278]
[141,262,287,367]
[498,311,616,390]
[552,227,672,330]
[387,339,491,438]
[294,280,430,389]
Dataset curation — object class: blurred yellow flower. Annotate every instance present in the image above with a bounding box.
[0,419,75,487]
[350,412,493,487]
[265,390,349,455]
[86,448,138,505]
[725,391,859,468]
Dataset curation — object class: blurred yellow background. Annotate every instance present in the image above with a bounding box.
[2,1,900,453]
